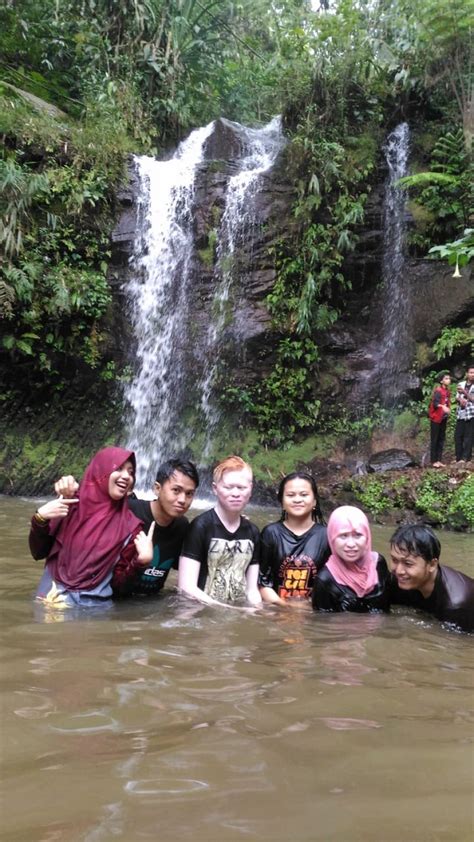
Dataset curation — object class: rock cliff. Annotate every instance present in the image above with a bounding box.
[111,118,473,415]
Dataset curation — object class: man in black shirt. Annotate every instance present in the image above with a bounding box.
[389,525,474,632]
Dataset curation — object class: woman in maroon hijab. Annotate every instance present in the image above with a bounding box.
[29,447,154,608]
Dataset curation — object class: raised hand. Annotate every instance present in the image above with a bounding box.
[54,475,80,498]
[134,521,155,565]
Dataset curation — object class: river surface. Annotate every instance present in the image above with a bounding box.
[1,497,473,842]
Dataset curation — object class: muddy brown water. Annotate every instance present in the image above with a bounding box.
[1,497,473,842]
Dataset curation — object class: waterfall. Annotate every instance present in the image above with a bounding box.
[374,122,412,405]
[123,118,284,486]
[123,123,214,487]
[199,117,285,449]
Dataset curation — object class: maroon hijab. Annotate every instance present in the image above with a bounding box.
[47,446,142,591]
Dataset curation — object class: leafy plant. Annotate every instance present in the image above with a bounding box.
[433,326,473,360]
[397,129,472,244]
[414,472,450,524]
[448,475,474,530]
[350,476,390,519]
[429,229,474,274]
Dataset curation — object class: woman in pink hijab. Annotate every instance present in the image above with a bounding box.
[29,447,154,608]
[312,505,389,613]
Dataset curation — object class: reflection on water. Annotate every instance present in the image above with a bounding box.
[1,497,473,841]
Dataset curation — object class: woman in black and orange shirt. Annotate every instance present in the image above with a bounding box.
[259,472,329,607]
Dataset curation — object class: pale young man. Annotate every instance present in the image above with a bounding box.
[178,455,262,606]
[55,458,199,597]
[389,524,474,632]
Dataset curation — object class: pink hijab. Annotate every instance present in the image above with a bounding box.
[47,447,142,591]
[326,506,379,597]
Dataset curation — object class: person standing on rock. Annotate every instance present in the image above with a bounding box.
[455,364,474,463]
[428,371,451,468]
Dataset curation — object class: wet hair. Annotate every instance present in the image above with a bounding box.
[213,455,252,483]
[155,458,199,488]
[390,524,441,563]
[277,471,325,524]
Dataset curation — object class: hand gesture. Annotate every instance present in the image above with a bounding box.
[54,475,80,498]
[134,521,155,565]
[37,496,79,521]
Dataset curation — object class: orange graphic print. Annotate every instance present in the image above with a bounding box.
[278,554,315,599]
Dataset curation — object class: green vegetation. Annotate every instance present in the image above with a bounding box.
[429,229,474,275]
[0,82,134,393]
[349,476,391,519]
[399,130,473,253]
[433,326,473,361]
[449,475,474,530]
[349,470,474,530]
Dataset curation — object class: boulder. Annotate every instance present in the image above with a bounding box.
[367,448,417,473]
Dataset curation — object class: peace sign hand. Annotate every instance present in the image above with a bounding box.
[134,521,155,565]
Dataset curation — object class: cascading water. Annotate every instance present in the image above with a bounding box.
[369,122,412,406]
[123,123,214,487]
[123,117,284,486]
[353,118,413,406]
[199,117,285,449]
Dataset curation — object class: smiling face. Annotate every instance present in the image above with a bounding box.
[390,546,438,597]
[108,459,135,501]
[154,470,197,520]
[332,529,368,565]
[281,478,316,520]
[213,468,253,514]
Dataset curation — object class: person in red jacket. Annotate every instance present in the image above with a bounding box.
[428,371,451,467]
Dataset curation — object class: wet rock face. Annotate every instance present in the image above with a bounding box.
[110,120,474,411]
[319,256,473,408]
[110,122,296,389]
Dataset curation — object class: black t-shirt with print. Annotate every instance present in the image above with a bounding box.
[259,521,330,600]
[181,508,260,602]
[120,497,189,596]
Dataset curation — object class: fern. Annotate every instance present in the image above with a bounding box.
[0,280,15,317]
[0,158,50,257]
[397,172,457,189]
